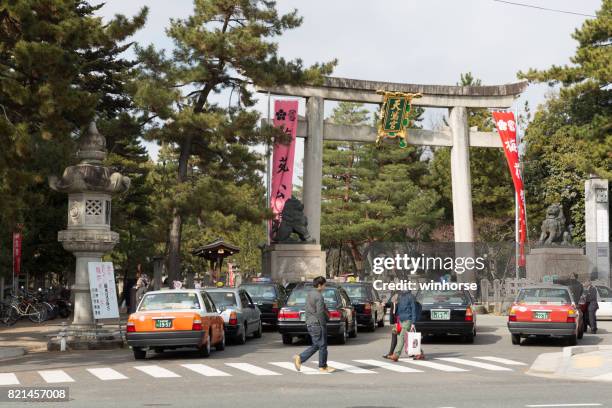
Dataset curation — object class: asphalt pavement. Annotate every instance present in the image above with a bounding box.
[0,315,610,408]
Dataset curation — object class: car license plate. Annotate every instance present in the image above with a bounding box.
[430,309,450,320]
[533,311,549,320]
[300,312,306,322]
[155,319,173,328]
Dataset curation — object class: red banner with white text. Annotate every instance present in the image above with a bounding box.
[270,100,299,240]
[493,111,527,267]
[13,231,22,276]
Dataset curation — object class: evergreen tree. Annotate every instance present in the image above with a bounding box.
[133,0,336,280]
[518,0,611,242]
[321,102,442,276]
[0,1,146,280]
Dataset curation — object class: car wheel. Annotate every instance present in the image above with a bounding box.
[511,333,521,345]
[577,325,584,340]
[337,324,347,344]
[567,333,578,346]
[199,335,211,357]
[349,319,358,338]
[253,321,263,338]
[216,331,226,351]
[282,334,293,345]
[237,324,247,345]
[367,314,376,332]
[133,347,146,360]
[377,315,385,328]
[463,333,475,344]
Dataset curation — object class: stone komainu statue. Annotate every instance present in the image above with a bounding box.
[537,203,572,245]
[273,197,313,243]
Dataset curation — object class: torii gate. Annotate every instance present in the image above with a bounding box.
[258,77,527,281]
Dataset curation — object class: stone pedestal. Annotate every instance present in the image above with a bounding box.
[526,247,589,282]
[262,244,326,283]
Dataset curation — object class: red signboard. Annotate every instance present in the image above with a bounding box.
[12,232,22,276]
[493,111,527,267]
[270,100,299,239]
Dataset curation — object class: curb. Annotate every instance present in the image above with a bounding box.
[0,347,26,361]
[528,345,612,382]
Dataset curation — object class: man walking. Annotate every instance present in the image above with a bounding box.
[584,280,599,334]
[389,289,417,362]
[293,276,335,373]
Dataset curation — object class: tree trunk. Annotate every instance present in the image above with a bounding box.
[166,135,193,282]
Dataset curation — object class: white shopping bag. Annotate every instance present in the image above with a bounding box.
[406,328,422,357]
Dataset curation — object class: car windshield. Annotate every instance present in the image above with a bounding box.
[597,286,612,299]
[241,284,277,301]
[207,292,237,308]
[287,288,338,306]
[517,288,571,305]
[418,290,468,305]
[341,285,367,299]
[138,292,200,311]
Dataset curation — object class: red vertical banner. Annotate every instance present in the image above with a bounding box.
[270,100,299,240]
[493,111,527,266]
[12,231,22,277]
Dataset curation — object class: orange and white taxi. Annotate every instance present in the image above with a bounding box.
[508,284,584,346]
[126,289,225,359]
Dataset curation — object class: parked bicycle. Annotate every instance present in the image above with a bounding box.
[2,288,48,325]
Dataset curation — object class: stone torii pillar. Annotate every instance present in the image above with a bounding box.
[303,96,324,244]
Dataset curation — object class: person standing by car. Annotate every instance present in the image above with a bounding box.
[383,292,398,359]
[390,289,417,362]
[292,276,335,373]
[584,280,598,334]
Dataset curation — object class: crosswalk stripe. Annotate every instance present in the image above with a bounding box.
[316,360,376,374]
[134,365,181,378]
[87,368,128,380]
[353,359,423,373]
[399,359,469,372]
[0,373,19,385]
[38,370,75,383]
[269,362,326,374]
[475,356,527,366]
[181,364,231,377]
[436,358,512,371]
[225,363,281,376]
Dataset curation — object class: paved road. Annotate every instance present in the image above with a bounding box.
[1,315,610,408]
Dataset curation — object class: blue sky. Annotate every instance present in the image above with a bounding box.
[97,0,601,175]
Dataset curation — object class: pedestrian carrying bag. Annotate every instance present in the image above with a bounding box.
[405,326,422,357]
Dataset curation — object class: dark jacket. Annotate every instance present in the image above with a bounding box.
[305,289,328,326]
[396,291,417,323]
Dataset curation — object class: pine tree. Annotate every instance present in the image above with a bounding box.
[321,102,442,276]
[0,1,147,280]
[518,0,611,242]
[133,0,336,280]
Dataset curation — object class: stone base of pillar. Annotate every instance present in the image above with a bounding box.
[526,247,589,283]
[47,323,124,351]
[262,243,326,283]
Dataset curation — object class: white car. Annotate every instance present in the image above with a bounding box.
[596,285,612,320]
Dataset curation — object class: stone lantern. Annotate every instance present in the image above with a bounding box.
[49,122,130,331]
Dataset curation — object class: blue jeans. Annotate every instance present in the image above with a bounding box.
[299,324,328,368]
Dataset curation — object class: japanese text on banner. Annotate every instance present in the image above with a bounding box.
[270,100,298,239]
